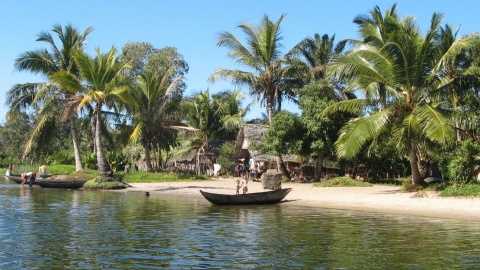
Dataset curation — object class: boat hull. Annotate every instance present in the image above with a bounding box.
[4,175,87,189]
[200,188,291,205]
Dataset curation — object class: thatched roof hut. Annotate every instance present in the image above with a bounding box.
[234,124,301,163]
[234,124,269,160]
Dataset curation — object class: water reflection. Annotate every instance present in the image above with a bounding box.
[1,177,480,269]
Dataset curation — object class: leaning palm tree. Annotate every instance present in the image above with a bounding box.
[51,47,133,176]
[6,24,92,171]
[324,10,476,186]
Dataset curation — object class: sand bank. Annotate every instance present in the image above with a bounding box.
[119,177,480,221]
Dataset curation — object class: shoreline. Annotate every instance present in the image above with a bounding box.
[116,177,480,221]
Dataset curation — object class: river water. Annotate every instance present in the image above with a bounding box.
[1,176,479,269]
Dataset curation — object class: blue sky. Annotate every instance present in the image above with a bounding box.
[1,1,480,124]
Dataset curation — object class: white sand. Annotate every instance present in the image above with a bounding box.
[119,177,480,221]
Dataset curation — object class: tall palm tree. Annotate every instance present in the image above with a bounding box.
[51,47,133,176]
[432,24,480,141]
[6,24,92,171]
[290,33,346,82]
[324,10,476,185]
[210,14,306,124]
[129,70,185,172]
[210,14,307,177]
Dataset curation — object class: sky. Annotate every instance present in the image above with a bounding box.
[1,0,480,124]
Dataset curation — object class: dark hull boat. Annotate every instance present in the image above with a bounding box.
[200,188,292,205]
[4,175,87,189]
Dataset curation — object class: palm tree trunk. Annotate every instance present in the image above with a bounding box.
[69,117,84,172]
[276,155,290,179]
[95,104,112,176]
[314,156,324,181]
[143,141,153,172]
[409,142,424,185]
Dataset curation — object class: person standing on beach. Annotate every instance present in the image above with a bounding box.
[236,179,241,195]
[241,172,248,194]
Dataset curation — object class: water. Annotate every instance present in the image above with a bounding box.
[1,177,480,269]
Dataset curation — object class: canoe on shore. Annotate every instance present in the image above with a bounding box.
[200,188,292,205]
[4,175,87,189]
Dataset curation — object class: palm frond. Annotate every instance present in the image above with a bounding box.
[335,110,391,158]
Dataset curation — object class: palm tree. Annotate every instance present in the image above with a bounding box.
[182,89,246,145]
[182,89,246,175]
[51,47,133,176]
[129,70,185,172]
[290,33,346,82]
[6,24,92,171]
[210,14,306,124]
[432,24,480,141]
[324,9,476,186]
[210,14,307,177]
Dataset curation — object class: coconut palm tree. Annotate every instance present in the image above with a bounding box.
[210,14,307,124]
[50,47,133,176]
[210,14,307,177]
[129,70,185,172]
[324,10,476,186]
[289,33,346,82]
[6,24,92,171]
[432,24,480,141]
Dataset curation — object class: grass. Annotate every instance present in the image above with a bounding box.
[115,171,210,183]
[314,176,373,187]
[2,164,209,183]
[438,183,480,197]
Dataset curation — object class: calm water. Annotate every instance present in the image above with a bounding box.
[1,177,480,269]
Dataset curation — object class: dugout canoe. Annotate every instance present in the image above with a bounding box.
[4,175,87,189]
[200,188,291,205]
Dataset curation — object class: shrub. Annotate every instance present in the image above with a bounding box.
[314,176,373,187]
[216,142,236,176]
[447,139,480,187]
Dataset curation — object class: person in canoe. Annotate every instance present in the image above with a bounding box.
[20,172,37,187]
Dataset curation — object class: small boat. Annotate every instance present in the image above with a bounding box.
[4,175,87,189]
[200,188,292,205]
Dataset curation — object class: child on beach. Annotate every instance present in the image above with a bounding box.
[241,172,248,194]
[236,179,241,195]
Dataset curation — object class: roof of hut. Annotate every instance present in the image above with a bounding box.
[234,124,273,161]
[175,139,228,162]
[233,124,307,163]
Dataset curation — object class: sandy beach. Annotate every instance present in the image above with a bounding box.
[120,177,480,221]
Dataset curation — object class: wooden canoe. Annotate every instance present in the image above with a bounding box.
[4,175,87,189]
[200,188,292,205]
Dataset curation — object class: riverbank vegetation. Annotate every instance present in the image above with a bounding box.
[2,4,480,194]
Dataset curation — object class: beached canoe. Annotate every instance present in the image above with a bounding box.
[200,188,292,205]
[4,175,87,189]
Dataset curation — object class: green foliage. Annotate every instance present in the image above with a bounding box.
[439,183,480,197]
[110,153,129,172]
[47,151,75,165]
[216,142,236,176]
[83,153,97,170]
[447,139,480,187]
[314,176,373,187]
[256,111,305,156]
